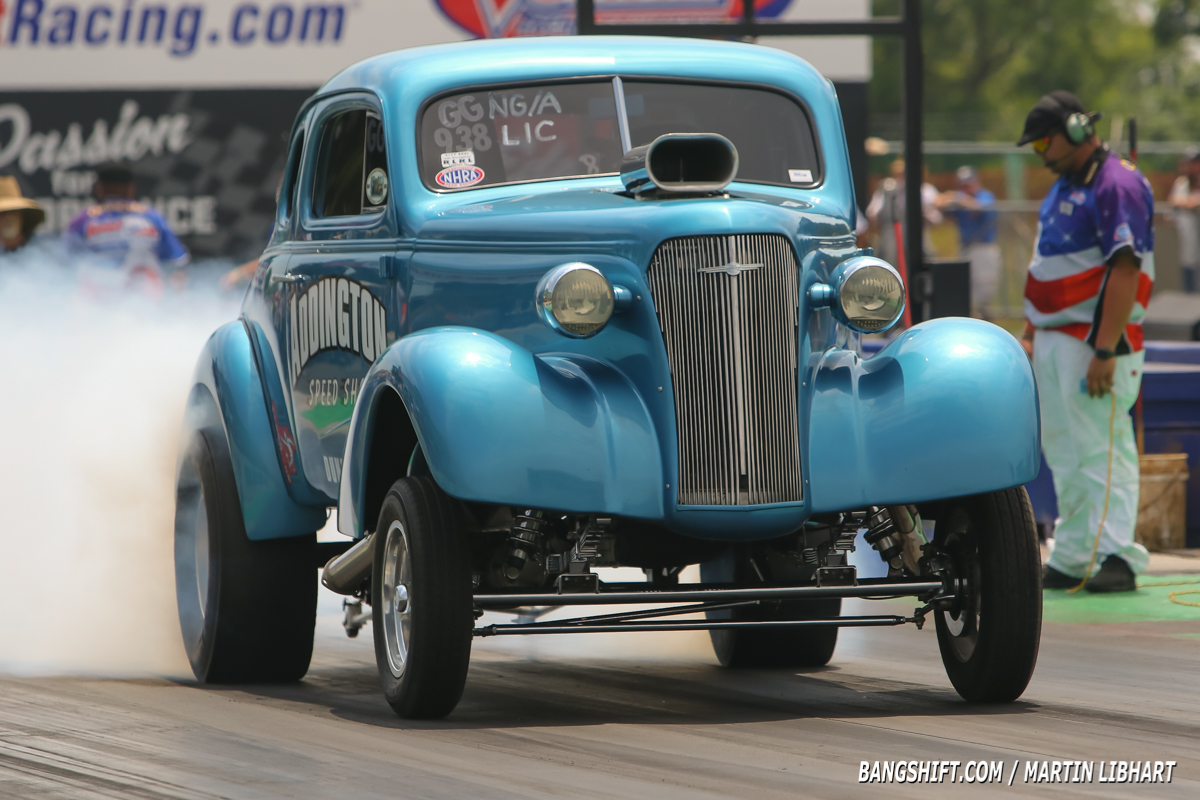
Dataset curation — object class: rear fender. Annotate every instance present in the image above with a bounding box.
[181,321,327,539]
[338,327,663,539]
[806,318,1040,512]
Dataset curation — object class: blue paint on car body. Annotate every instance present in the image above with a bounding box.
[185,36,1039,546]
[181,320,328,540]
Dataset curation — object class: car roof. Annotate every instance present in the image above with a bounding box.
[319,35,833,116]
[307,36,855,233]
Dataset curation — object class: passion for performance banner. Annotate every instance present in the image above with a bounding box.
[0,1,868,259]
[0,89,312,261]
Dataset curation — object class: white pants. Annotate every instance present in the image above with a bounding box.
[966,242,1002,317]
[1034,330,1149,577]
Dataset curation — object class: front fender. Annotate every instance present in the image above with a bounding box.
[807,318,1040,512]
[339,327,663,538]
[181,321,327,539]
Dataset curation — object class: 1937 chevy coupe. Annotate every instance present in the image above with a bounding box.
[174,36,1042,719]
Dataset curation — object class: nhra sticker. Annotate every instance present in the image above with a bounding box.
[1070,190,1087,204]
[441,150,476,168]
[436,165,485,188]
[288,277,388,381]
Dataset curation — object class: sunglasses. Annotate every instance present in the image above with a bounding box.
[1031,136,1053,154]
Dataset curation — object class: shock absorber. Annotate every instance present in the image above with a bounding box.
[864,507,904,571]
[503,510,550,582]
[886,504,926,574]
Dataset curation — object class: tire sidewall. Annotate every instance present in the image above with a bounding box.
[372,491,413,702]
[701,544,840,668]
[370,477,474,718]
[174,424,317,684]
[937,501,988,670]
[174,429,225,681]
[934,488,1042,702]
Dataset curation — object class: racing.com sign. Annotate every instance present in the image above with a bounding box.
[0,0,349,57]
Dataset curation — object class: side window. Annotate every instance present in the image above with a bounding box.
[311,108,389,218]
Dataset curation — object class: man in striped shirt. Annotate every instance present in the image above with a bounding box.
[1018,91,1154,593]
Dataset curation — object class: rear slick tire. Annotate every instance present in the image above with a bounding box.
[702,546,839,669]
[174,427,316,683]
[371,477,473,719]
[933,487,1042,703]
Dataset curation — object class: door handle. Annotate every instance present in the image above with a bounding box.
[271,273,303,284]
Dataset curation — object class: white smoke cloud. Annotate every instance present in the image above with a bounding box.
[0,241,241,677]
[0,241,718,676]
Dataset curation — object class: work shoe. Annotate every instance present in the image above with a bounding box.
[1083,556,1137,593]
[1042,565,1080,589]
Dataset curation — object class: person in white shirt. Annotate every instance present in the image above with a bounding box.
[1168,149,1200,293]
[865,158,942,268]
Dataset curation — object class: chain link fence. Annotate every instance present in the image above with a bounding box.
[864,141,1200,327]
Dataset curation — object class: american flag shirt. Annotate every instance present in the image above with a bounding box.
[1024,149,1155,353]
[64,200,189,292]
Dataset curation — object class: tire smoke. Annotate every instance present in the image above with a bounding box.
[0,245,241,677]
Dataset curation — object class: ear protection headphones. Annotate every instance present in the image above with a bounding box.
[1064,111,1099,144]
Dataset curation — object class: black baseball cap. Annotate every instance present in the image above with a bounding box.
[95,161,134,185]
[1016,91,1090,146]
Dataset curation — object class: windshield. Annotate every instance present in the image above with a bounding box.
[419,79,821,191]
[623,81,820,188]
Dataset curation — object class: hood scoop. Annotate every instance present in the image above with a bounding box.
[620,133,739,198]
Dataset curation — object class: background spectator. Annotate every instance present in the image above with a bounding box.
[866,158,942,268]
[1168,149,1200,293]
[936,166,1001,318]
[63,163,190,296]
[0,176,47,254]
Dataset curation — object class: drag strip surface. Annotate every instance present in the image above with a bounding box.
[1,595,1197,799]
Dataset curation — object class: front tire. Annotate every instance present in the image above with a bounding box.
[371,477,473,719]
[174,428,316,683]
[933,487,1042,703]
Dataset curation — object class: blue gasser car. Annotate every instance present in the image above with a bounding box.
[173,36,1042,719]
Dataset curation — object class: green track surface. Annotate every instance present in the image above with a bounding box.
[1042,575,1200,624]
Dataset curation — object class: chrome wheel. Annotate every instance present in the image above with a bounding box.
[381,519,413,678]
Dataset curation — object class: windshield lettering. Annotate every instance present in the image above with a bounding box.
[485,90,563,120]
[419,80,824,192]
[437,95,484,128]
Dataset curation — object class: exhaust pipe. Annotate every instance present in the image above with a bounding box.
[321,533,374,595]
[620,133,738,196]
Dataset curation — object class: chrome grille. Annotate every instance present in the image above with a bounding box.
[648,234,802,506]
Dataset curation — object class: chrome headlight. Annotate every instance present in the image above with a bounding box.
[827,256,905,333]
[536,263,615,338]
